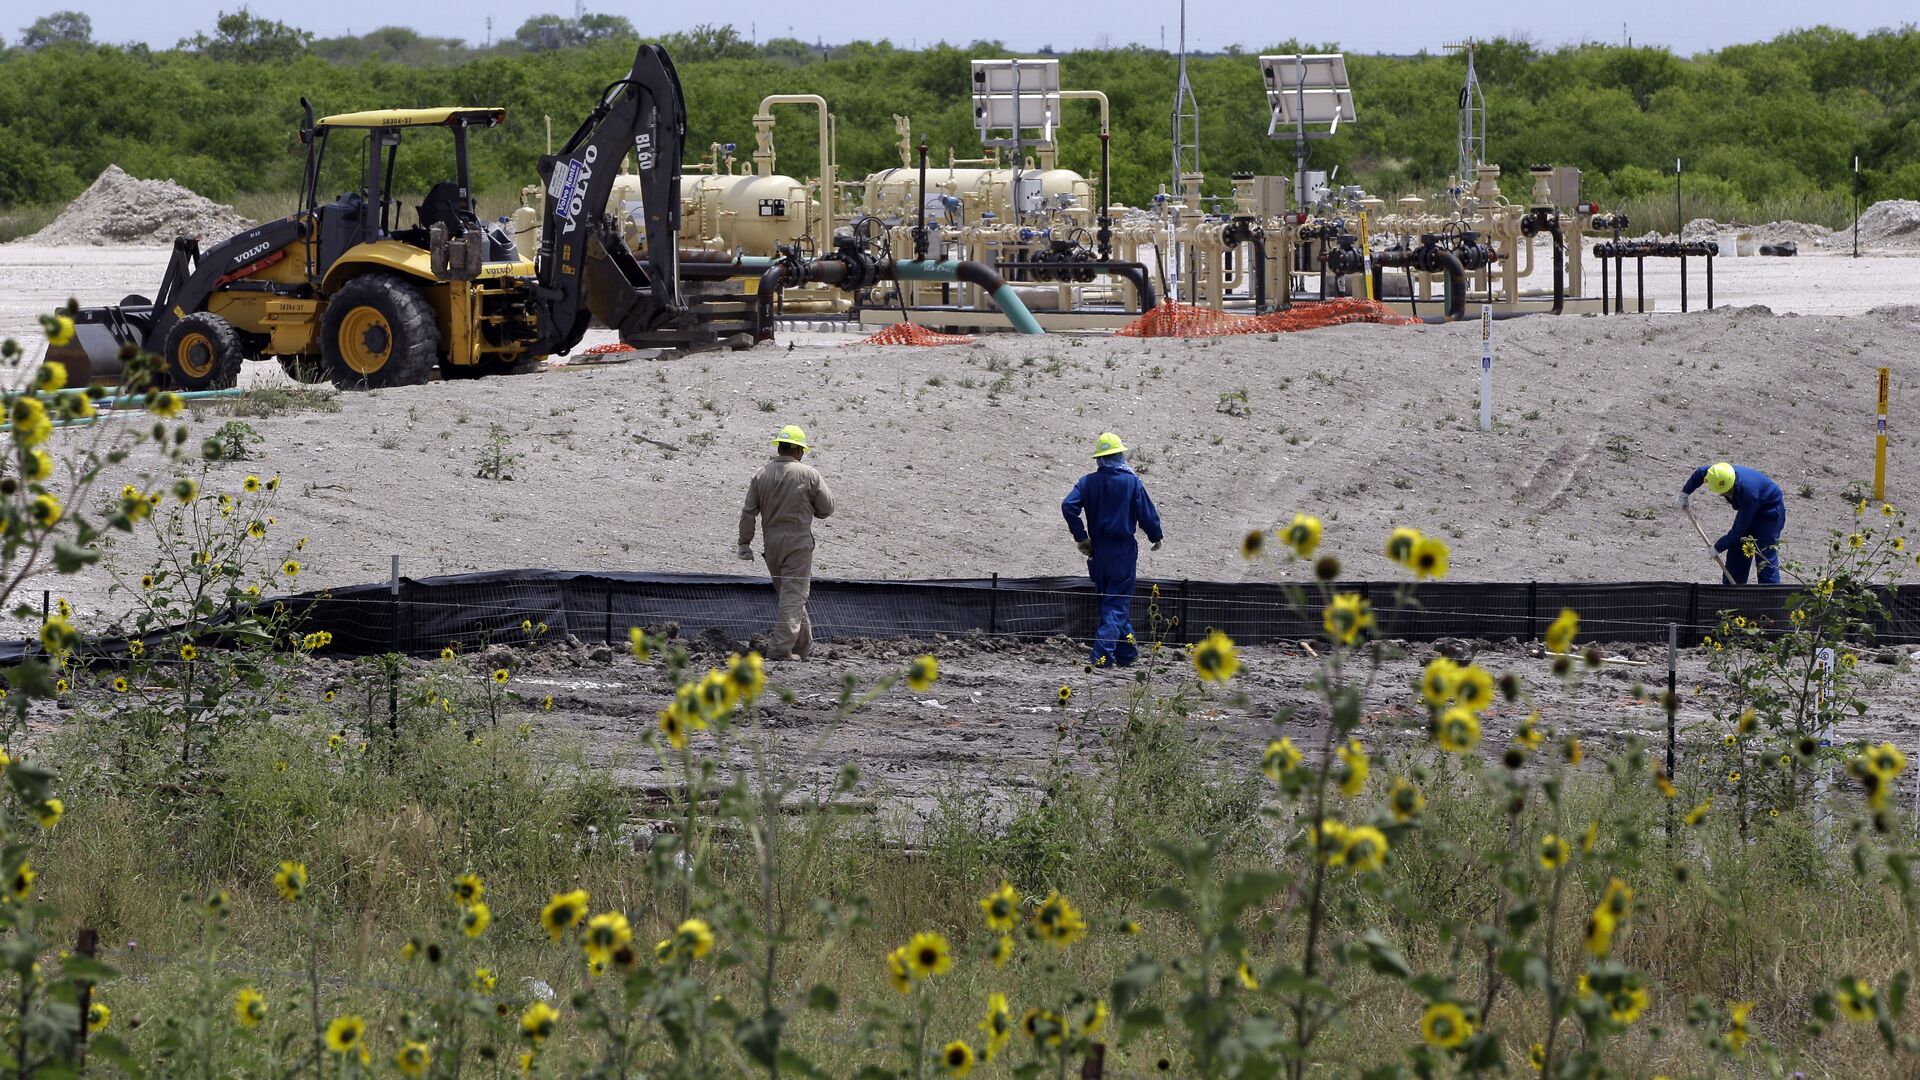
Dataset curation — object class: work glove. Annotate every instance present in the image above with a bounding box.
[1076,539,1094,557]
[1674,493,1690,509]
[736,543,754,561]
[1151,540,1163,551]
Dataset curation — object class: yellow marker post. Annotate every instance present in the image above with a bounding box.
[1357,211,1375,301]
[1875,367,1890,501]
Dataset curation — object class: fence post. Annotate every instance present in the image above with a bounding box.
[388,555,401,654]
[989,572,999,636]
[1178,580,1191,645]
[1079,1043,1105,1079]
[72,928,97,1066]
[604,586,615,645]
[1665,622,1678,844]
[1525,582,1538,642]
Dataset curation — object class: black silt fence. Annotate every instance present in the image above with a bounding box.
[15,571,1920,664]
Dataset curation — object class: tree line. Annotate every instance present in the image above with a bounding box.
[2,11,1916,227]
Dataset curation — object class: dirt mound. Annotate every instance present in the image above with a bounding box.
[19,166,254,247]
[1823,200,1920,251]
[1672,218,1831,253]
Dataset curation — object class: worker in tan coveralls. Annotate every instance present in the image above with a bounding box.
[737,424,835,660]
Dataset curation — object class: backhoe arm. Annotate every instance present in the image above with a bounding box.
[531,42,686,354]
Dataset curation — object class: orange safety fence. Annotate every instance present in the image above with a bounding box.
[1116,297,1417,338]
[863,322,977,346]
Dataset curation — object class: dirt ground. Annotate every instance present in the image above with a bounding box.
[6,243,1920,812]
[3,243,1918,631]
[226,632,1915,823]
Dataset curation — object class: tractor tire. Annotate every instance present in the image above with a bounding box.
[162,312,246,391]
[441,355,542,381]
[321,273,439,390]
[275,355,329,384]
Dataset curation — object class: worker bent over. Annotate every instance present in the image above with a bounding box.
[1062,432,1164,668]
[738,425,835,659]
[1679,461,1785,585]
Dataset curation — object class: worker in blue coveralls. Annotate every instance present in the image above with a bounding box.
[1677,461,1786,584]
[1062,432,1164,667]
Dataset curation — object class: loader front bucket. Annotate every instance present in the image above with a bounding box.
[44,302,153,386]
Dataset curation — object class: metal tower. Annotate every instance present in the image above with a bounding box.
[1170,0,1199,192]
[1447,39,1487,185]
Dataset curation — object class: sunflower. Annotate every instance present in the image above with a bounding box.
[1538,834,1570,870]
[1724,1001,1753,1053]
[980,993,1013,1058]
[84,1002,109,1032]
[1240,528,1268,559]
[539,889,589,940]
[180,643,199,662]
[903,931,953,977]
[580,912,633,963]
[1262,737,1304,781]
[1837,979,1875,1022]
[1585,907,1616,957]
[453,872,485,905]
[728,652,767,701]
[246,520,266,539]
[1057,684,1072,704]
[473,967,497,994]
[1033,890,1087,948]
[1436,708,1481,753]
[1191,629,1240,682]
[1606,982,1650,1024]
[234,987,266,1028]
[941,1041,976,1077]
[1385,526,1422,567]
[324,1015,366,1055]
[387,1040,431,1077]
[1280,513,1322,558]
[520,1000,560,1042]
[1685,799,1711,827]
[1563,737,1585,766]
[884,946,913,993]
[658,707,689,749]
[1311,818,1350,865]
[1529,1042,1546,1070]
[1420,657,1458,707]
[1334,738,1369,797]
[1322,592,1373,647]
[1865,742,1907,778]
[1453,665,1495,713]
[1654,770,1677,798]
[1342,825,1389,873]
[628,625,651,660]
[905,654,940,691]
[1021,1008,1066,1047]
[21,450,51,482]
[1237,960,1260,990]
[1410,535,1451,579]
[1544,608,1578,654]
[34,799,62,830]
[979,880,1020,931]
[272,861,306,902]
[28,493,62,527]
[1419,1002,1471,1049]
[1386,776,1426,822]
[461,902,491,938]
[148,391,184,418]
[242,475,263,493]
[281,560,301,577]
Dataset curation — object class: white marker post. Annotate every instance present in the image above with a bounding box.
[1479,303,1493,431]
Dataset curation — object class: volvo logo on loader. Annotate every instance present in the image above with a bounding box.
[233,240,273,265]
[557,145,599,234]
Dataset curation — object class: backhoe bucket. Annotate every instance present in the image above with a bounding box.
[583,229,681,345]
[44,303,152,386]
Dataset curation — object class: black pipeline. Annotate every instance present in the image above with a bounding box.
[1594,239,1717,313]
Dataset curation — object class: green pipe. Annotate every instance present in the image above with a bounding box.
[2,387,243,432]
[890,260,1045,335]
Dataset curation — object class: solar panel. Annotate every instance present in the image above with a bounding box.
[971,59,1063,147]
[1260,54,1350,92]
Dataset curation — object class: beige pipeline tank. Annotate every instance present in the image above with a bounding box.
[861,167,1090,223]
[600,173,817,254]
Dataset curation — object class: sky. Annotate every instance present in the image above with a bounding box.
[15,0,1916,55]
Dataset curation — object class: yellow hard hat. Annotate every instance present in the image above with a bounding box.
[773,424,809,450]
[1706,461,1736,495]
[1093,431,1127,457]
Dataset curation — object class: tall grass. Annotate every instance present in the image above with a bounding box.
[1616,187,1857,235]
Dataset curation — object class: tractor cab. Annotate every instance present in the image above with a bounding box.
[298,104,518,280]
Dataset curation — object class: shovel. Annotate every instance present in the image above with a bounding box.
[1681,503,1734,585]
